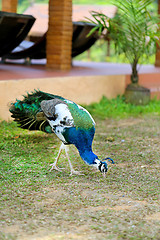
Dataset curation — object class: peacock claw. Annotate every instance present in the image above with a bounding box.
[49,163,64,172]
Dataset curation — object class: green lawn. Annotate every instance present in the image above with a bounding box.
[17,0,111,14]
[0,98,160,239]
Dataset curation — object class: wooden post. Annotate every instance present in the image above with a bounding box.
[46,0,72,70]
[2,0,18,13]
[155,0,160,67]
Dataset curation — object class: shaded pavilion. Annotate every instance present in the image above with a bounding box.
[23,3,116,41]
[2,0,72,71]
[2,0,160,69]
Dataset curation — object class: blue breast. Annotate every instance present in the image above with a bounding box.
[63,126,98,165]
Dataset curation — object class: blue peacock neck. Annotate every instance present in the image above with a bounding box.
[77,147,98,165]
[63,126,98,165]
[70,127,98,165]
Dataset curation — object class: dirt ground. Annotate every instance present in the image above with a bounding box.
[0,116,160,240]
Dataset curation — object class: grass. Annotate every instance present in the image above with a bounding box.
[84,96,160,119]
[0,98,160,239]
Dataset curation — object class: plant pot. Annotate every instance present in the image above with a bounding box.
[125,84,150,105]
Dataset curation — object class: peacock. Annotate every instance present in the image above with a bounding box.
[9,90,114,176]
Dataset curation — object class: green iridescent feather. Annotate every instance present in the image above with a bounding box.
[9,90,64,133]
[65,101,94,130]
[10,90,94,134]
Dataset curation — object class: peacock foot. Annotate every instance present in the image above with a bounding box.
[49,163,64,172]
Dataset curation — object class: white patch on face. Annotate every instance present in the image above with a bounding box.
[94,159,101,169]
[101,164,105,172]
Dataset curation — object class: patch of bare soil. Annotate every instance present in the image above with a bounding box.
[1,116,160,240]
[145,212,160,221]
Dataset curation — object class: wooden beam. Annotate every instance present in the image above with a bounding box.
[46,0,72,70]
[155,0,160,66]
[2,0,18,13]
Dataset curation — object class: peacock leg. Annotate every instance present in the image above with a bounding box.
[64,145,84,176]
[50,143,64,172]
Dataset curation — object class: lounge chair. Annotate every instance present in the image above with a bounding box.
[4,22,100,60]
[0,11,35,57]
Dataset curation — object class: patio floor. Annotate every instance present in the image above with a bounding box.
[0,60,160,121]
[1,60,160,81]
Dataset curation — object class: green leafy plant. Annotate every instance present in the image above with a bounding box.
[87,0,160,84]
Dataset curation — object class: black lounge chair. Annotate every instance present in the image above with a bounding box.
[0,11,35,57]
[4,22,100,60]
[72,21,100,57]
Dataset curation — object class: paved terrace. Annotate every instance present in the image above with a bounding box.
[0,60,160,120]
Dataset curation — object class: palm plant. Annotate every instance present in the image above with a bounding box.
[87,0,160,103]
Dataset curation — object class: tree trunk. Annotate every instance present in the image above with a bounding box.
[131,58,138,84]
[126,57,150,105]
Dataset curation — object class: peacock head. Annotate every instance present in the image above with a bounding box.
[95,158,114,177]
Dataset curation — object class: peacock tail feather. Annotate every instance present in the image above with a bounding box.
[9,90,64,133]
